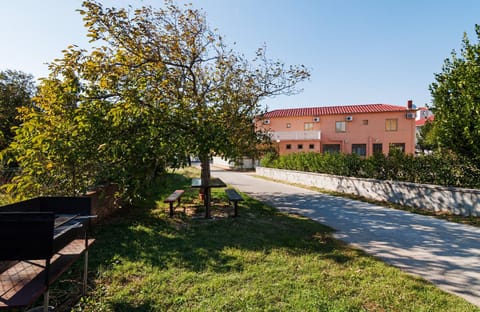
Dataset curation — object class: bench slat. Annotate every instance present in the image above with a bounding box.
[225,189,243,217]
[225,189,243,201]
[163,190,184,203]
[164,190,185,217]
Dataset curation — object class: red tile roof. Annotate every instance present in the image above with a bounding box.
[263,104,408,118]
[416,115,435,126]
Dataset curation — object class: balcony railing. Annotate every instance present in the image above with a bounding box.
[269,131,321,141]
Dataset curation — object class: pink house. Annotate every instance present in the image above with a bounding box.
[260,103,416,157]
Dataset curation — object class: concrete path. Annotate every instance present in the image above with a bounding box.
[210,167,480,307]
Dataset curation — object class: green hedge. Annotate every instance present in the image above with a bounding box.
[260,150,480,189]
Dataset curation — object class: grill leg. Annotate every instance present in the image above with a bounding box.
[44,259,50,312]
[83,250,89,295]
[43,290,49,312]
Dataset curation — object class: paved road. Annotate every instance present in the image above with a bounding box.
[211,167,480,307]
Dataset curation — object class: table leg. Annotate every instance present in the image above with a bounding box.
[205,187,211,218]
[169,202,174,217]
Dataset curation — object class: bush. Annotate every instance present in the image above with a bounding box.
[260,151,480,189]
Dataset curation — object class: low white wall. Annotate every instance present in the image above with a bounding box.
[256,167,480,217]
[212,156,257,170]
[212,157,232,168]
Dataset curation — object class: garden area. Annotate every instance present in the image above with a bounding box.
[40,167,478,312]
[1,1,480,311]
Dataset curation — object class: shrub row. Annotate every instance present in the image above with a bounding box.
[260,150,480,189]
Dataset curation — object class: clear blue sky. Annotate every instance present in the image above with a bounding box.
[1,0,479,110]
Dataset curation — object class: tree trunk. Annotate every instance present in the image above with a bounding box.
[200,154,211,218]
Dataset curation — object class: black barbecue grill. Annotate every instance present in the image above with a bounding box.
[0,197,96,311]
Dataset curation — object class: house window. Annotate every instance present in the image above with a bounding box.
[389,143,405,153]
[304,122,314,131]
[323,144,340,153]
[286,144,292,150]
[373,143,383,154]
[385,119,398,131]
[297,144,303,150]
[286,123,291,128]
[309,144,315,150]
[362,120,368,125]
[352,144,367,157]
[336,121,346,132]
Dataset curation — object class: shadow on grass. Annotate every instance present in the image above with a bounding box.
[40,170,480,311]
[87,172,349,276]
[110,301,157,312]
[89,197,346,274]
[53,169,480,312]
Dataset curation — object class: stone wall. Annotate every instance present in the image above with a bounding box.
[256,167,480,216]
[86,183,121,222]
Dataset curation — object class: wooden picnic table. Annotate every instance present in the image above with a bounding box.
[191,178,226,189]
[191,178,227,218]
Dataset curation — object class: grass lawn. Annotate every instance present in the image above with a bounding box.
[58,167,478,311]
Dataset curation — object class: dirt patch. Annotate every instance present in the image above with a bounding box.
[183,200,235,219]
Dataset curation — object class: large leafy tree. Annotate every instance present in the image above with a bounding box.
[6,71,99,197]
[79,1,309,213]
[0,70,35,152]
[7,44,175,200]
[7,1,309,207]
[429,24,480,160]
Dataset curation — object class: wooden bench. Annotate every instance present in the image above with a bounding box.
[225,188,243,217]
[164,190,185,217]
